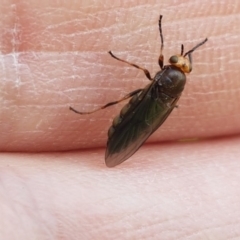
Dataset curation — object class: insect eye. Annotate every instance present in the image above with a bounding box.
[169,55,178,64]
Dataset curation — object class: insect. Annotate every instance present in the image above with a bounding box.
[70,15,207,167]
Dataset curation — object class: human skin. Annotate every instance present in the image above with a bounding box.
[1,0,240,239]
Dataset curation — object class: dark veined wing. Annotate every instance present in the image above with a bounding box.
[105,81,180,167]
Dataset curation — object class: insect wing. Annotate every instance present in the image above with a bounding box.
[105,82,179,167]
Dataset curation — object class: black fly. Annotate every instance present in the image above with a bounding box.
[70,15,208,167]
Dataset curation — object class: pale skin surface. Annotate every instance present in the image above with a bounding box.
[1,0,240,239]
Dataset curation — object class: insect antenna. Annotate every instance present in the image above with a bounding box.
[183,38,208,65]
[180,44,184,56]
[184,38,208,57]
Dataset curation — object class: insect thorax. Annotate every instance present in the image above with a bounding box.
[154,66,187,98]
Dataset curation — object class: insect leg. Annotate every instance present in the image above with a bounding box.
[108,51,153,81]
[158,15,164,69]
[69,88,143,115]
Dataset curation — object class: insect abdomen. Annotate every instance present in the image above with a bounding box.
[107,93,141,139]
